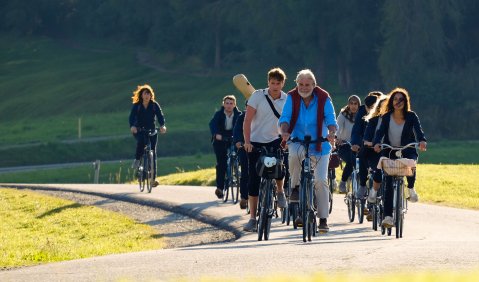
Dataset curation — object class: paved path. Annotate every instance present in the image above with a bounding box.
[1,184,478,281]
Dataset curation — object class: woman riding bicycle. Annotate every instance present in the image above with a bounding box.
[370,87,427,228]
[129,84,167,187]
[335,95,361,193]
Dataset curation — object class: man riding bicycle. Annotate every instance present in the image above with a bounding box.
[209,95,241,199]
[279,69,337,233]
[243,68,288,232]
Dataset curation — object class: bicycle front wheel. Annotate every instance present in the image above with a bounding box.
[328,169,334,214]
[138,158,145,192]
[232,160,240,204]
[147,150,154,193]
[395,179,404,239]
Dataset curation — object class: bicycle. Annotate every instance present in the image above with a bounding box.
[343,147,365,224]
[136,127,157,193]
[223,137,240,204]
[291,135,328,242]
[255,147,284,241]
[378,142,419,238]
[327,148,341,215]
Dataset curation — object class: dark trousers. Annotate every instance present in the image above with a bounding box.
[338,144,354,182]
[134,133,158,178]
[238,148,249,200]
[379,150,418,216]
[247,139,282,197]
[213,140,228,190]
[358,147,382,186]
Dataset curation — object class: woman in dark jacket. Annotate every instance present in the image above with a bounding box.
[209,95,241,199]
[370,87,427,228]
[129,84,167,187]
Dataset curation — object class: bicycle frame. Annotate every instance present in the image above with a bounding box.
[137,128,157,193]
[379,142,418,238]
[291,135,328,242]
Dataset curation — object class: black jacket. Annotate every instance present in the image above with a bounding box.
[209,106,241,142]
[373,111,427,156]
[351,105,368,146]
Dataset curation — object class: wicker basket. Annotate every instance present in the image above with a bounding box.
[381,158,415,176]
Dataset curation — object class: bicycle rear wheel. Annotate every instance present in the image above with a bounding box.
[328,169,334,214]
[357,199,365,224]
[233,160,240,204]
[372,204,378,231]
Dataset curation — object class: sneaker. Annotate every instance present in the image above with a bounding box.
[409,188,419,203]
[381,216,394,228]
[215,188,224,199]
[318,218,329,233]
[338,181,347,194]
[294,216,303,227]
[243,219,257,232]
[277,192,288,208]
[239,198,248,209]
[356,185,367,198]
[368,188,377,203]
[290,186,300,202]
[152,180,159,187]
[131,159,140,169]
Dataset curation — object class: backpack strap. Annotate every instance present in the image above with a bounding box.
[263,90,281,119]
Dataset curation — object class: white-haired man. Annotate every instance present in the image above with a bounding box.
[279,69,338,232]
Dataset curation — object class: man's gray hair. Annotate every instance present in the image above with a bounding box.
[295,69,317,85]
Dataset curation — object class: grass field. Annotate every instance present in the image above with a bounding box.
[0,154,215,184]
[0,188,163,268]
[158,164,479,210]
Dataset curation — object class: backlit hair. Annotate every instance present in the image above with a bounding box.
[131,84,156,104]
[295,69,317,86]
[267,67,287,82]
[380,87,411,116]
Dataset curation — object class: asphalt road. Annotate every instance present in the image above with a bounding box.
[1,184,478,281]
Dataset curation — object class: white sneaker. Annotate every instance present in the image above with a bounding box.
[409,188,419,203]
[368,188,377,203]
[381,216,394,228]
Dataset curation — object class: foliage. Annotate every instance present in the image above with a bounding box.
[0,188,163,268]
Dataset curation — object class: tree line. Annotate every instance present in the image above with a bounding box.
[1,0,478,139]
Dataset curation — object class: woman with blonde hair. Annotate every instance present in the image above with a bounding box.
[129,84,167,187]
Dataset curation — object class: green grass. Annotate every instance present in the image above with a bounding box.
[0,154,215,184]
[416,164,479,209]
[0,188,163,268]
[158,164,479,210]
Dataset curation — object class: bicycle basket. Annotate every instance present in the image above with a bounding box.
[328,153,341,169]
[256,151,285,179]
[381,158,415,176]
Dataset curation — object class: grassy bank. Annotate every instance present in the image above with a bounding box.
[0,154,215,184]
[0,188,163,268]
[158,164,479,210]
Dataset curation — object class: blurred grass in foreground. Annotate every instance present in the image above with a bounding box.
[194,270,479,282]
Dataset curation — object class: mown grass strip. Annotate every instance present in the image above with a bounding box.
[0,188,163,268]
[159,164,479,210]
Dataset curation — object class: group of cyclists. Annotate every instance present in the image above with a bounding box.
[126,67,427,235]
[209,67,427,233]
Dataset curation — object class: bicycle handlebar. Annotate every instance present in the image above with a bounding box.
[137,127,158,136]
[290,135,328,145]
[379,142,419,150]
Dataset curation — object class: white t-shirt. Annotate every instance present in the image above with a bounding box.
[247,88,287,143]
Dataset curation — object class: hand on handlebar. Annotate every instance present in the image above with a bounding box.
[130,126,138,134]
[235,142,243,149]
[419,141,427,151]
[244,143,253,153]
[159,126,167,134]
[215,134,222,141]
[373,144,381,153]
[351,144,360,152]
